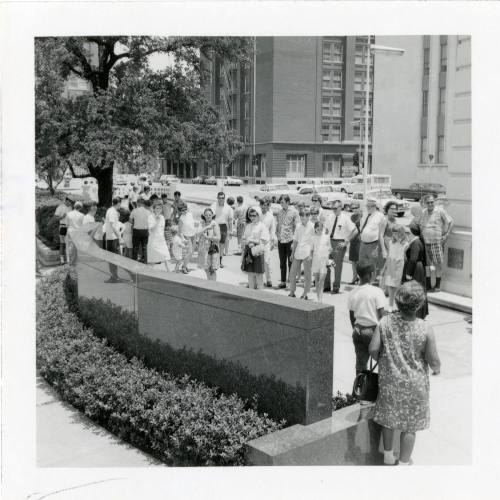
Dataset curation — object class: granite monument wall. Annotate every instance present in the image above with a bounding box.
[71,230,335,426]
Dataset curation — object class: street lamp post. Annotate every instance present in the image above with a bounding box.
[363,41,405,206]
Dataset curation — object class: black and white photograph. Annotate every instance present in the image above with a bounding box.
[1,1,499,499]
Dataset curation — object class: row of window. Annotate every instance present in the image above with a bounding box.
[322,40,371,66]
[321,69,373,91]
[285,154,354,178]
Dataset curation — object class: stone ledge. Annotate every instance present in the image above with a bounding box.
[246,403,386,466]
[37,237,60,267]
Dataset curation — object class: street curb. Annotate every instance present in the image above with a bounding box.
[427,294,472,315]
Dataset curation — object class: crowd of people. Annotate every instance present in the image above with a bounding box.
[53,187,451,464]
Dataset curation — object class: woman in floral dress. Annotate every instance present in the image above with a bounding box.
[197,207,221,281]
[369,281,441,465]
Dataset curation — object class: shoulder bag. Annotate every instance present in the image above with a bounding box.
[352,358,379,402]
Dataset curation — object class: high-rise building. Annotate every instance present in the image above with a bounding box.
[372,35,471,297]
[200,36,375,182]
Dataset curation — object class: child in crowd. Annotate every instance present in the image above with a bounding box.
[120,211,133,258]
[311,221,333,303]
[171,225,187,273]
[381,224,407,311]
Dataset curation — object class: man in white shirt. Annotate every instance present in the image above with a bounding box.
[129,185,139,208]
[211,191,233,268]
[289,210,315,299]
[140,185,152,201]
[358,198,387,283]
[104,197,123,282]
[325,200,356,294]
[82,201,98,225]
[259,197,278,287]
[130,198,152,263]
[65,201,85,265]
[347,261,386,374]
[54,197,72,264]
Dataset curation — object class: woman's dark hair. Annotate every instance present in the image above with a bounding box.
[150,193,159,201]
[409,222,421,237]
[237,195,244,203]
[314,221,322,230]
[227,196,235,207]
[384,200,398,214]
[279,194,291,204]
[246,207,258,224]
[201,207,213,222]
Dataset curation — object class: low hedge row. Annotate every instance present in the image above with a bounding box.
[37,267,282,466]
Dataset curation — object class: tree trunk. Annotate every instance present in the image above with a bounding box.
[95,167,114,208]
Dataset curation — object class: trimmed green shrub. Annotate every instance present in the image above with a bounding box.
[37,268,282,466]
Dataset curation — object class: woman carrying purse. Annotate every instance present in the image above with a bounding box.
[197,208,220,281]
[241,207,269,290]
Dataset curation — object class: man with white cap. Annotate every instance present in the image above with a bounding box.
[358,198,387,283]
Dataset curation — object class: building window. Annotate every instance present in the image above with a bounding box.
[244,122,250,142]
[439,87,446,115]
[321,96,342,117]
[440,38,448,72]
[354,71,368,92]
[244,155,250,177]
[437,136,445,163]
[420,137,428,164]
[230,69,238,90]
[423,47,430,76]
[323,40,343,63]
[286,154,306,177]
[322,69,342,90]
[422,90,428,118]
[353,125,361,138]
[244,99,250,118]
[321,122,342,143]
[323,154,341,177]
[355,45,368,65]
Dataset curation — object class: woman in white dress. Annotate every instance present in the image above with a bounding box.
[147,201,171,270]
[197,208,221,281]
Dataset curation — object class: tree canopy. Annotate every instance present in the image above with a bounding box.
[35,36,252,206]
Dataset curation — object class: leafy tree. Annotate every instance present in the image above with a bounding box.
[35,36,251,206]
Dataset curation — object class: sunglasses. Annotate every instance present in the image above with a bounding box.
[249,212,258,217]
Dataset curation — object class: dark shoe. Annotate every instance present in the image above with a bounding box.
[104,277,120,283]
[265,281,273,288]
[220,263,224,269]
[331,289,340,294]
[278,282,286,289]
[348,278,359,285]
[300,295,308,300]
[182,269,189,274]
[288,292,296,298]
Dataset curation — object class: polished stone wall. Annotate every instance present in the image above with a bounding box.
[71,230,335,425]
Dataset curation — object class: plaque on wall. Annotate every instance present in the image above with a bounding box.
[447,247,464,270]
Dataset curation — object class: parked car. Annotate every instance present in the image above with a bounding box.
[224,176,243,186]
[250,183,291,202]
[289,184,354,210]
[351,188,410,217]
[205,176,218,185]
[392,182,446,201]
[192,175,208,184]
[159,174,180,186]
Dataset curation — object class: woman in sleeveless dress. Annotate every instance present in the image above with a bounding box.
[147,201,171,270]
[369,281,441,465]
[197,207,221,281]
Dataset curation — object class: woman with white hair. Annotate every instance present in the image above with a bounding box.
[369,281,441,465]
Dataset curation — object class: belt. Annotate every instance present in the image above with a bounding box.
[362,240,378,244]
[332,239,345,242]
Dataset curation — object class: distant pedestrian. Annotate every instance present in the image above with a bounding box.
[311,221,331,303]
[369,281,441,465]
[170,225,187,273]
[103,197,123,283]
[82,201,98,225]
[259,197,277,287]
[172,191,183,224]
[241,207,269,290]
[130,198,151,263]
[147,201,171,271]
[403,223,429,319]
[381,225,407,311]
[359,198,387,283]
[234,195,247,255]
[325,200,355,294]
[65,201,84,265]
[140,185,152,201]
[120,211,133,258]
[276,194,300,289]
[347,261,387,374]
[418,194,454,292]
[348,203,362,285]
[289,210,315,300]
[197,207,220,281]
[54,197,72,264]
[178,203,196,273]
[211,192,233,268]
[224,196,235,256]
[310,195,325,224]
[129,185,139,209]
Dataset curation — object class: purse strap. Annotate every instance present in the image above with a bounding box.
[369,357,378,372]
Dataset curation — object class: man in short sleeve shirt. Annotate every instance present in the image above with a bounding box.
[211,191,233,268]
[419,194,454,292]
[54,197,72,264]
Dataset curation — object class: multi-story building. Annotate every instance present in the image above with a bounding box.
[198,36,375,182]
[372,35,471,297]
